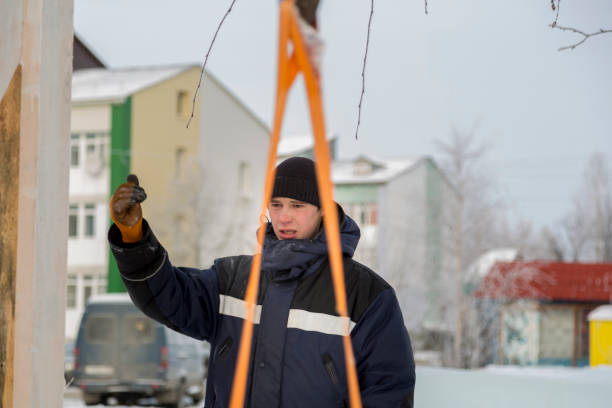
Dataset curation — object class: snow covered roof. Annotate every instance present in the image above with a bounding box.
[72,65,198,104]
[465,248,519,288]
[278,133,337,157]
[588,305,612,322]
[332,156,419,184]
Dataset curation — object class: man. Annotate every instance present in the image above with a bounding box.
[109,157,415,407]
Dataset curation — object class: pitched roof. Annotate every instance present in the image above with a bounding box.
[332,156,419,184]
[73,33,107,70]
[278,133,337,157]
[72,65,198,104]
[474,261,612,302]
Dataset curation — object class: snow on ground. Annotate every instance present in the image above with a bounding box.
[416,365,612,408]
[65,365,612,407]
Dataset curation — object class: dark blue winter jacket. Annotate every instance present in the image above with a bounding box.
[109,209,415,407]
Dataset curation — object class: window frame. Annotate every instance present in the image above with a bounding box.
[83,203,96,238]
[68,204,79,238]
[70,133,80,167]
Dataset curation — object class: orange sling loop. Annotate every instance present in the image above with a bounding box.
[228,1,362,408]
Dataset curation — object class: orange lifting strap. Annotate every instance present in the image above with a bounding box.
[228,1,363,407]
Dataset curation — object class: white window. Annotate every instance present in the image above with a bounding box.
[84,203,96,238]
[66,274,77,309]
[343,203,377,227]
[85,133,97,155]
[176,90,189,119]
[68,204,79,238]
[83,274,94,305]
[70,133,80,167]
[84,132,109,172]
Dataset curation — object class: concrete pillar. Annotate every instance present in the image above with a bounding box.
[0,0,73,407]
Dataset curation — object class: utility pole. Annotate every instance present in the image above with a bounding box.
[0,1,73,407]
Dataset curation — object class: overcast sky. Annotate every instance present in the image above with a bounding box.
[74,0,612,230]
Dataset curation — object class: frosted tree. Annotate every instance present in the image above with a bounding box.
[563,153,612,262]
[151,153,204,267]
[435,125,507,367]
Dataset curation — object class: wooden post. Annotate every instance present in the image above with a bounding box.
[0,0,73,406]
[0,63,22,408]
[572,305,578,367]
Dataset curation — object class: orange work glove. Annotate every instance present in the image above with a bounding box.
[110,174,147,243]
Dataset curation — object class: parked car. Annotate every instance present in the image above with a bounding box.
[73,293,207,407]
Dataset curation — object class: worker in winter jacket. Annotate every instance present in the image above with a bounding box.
[108,156,416,407]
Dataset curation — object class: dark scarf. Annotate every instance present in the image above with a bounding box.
[260,206,360,282]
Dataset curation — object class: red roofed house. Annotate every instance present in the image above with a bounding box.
[474,261,612,366]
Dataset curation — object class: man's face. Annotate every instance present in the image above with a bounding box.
[268,197,322,240]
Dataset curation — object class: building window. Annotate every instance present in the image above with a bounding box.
[66,274,77,309]
[369,204,378,225]
[177,90,189,119]
[83,274,94,305]
[343,203,378,227]
[97,277,107,295]
[84,203,96,238]
[68,204,79,238]
[70,133,80,167]
[175,147,186,179]
[84,132,109,167]
[85,133,97,155]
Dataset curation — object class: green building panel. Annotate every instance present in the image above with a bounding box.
[107,97,132,293]
[334,183,379,204]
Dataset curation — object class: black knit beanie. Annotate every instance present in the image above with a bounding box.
[272,157,320,207]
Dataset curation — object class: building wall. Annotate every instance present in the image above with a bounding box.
[66,104,112,338]
[70,105,111,196]
[197,73,270,267]
[333,159,458,334]
[131,67,202,266]
[421,158,457,332]
[495,302,596,367]
[500,301,540,365]
[538,305,575,365]
[335,183,380,268]
[378,162,428,331]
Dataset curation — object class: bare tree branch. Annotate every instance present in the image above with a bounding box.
[355,0,374,140]
[552,24,612,51]
[550,0,561,28]
[187,0,238,129]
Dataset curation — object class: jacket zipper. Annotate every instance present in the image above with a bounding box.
[323,353,348,407]
[322,353,339,384]
[217,337,233,360]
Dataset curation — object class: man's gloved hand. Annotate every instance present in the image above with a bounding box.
[110,174,147,242]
